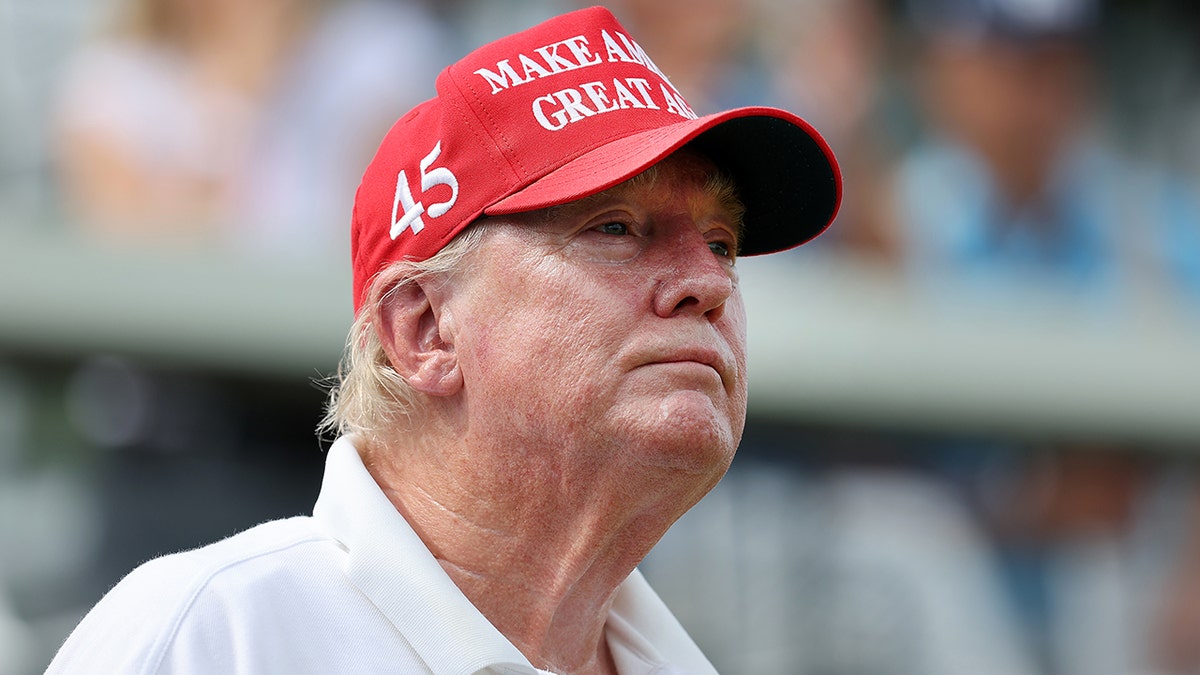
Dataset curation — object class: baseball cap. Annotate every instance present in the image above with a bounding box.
[351,5,841,312]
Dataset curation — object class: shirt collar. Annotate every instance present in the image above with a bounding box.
[607,572,718,675]
[313,436,533,675]
[313,436,717,675]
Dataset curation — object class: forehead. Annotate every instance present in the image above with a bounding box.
[530,150,742,225]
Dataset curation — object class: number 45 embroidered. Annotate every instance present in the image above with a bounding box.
[391,141,460,240]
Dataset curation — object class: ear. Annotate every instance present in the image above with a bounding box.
[374,281,463,397]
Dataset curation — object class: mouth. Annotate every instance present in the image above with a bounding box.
[655,350,720,369]
[639,347,728,384]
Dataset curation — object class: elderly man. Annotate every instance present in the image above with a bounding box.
[47,7,838,674]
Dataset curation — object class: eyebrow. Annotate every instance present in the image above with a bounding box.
[700,171,746,246]
[538,166,747,241]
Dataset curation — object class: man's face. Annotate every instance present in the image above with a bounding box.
[442,152,748,479]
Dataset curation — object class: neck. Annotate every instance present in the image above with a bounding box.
[361,429,716,674]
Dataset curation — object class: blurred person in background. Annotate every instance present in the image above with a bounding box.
[973,441,1173,675]
[53,0,449,257]
[892,0,1199,311]
[889,3,1200,673]
[760,0,903,264]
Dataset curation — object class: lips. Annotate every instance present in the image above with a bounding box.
[653,348,722,370]
[633,344,733,389]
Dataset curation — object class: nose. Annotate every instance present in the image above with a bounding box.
[651,230,735,322]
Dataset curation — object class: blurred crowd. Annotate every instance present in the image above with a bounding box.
[8,0,1195,308]
[3,0,1200,673]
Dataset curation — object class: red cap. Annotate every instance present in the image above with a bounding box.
[351,5,841,312]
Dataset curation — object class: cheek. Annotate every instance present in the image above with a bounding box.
[459,269,628,405]
[725,295,750,395]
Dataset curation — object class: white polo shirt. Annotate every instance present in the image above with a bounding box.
[47,437,718,674]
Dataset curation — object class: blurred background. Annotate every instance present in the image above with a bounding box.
[1,0,1199,673]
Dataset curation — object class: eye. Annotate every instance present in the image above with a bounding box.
[709,240,733,259]
[597,222,629,236]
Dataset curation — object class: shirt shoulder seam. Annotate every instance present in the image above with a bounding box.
[143,528,330,674]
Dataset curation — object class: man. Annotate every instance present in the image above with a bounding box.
[47,6,839,674]
[895,0,1130,301]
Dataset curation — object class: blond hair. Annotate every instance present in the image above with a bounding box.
[319,224,489,444]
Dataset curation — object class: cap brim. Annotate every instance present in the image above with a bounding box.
[484,106,841,256]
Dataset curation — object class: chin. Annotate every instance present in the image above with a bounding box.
[627,392,742,475]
